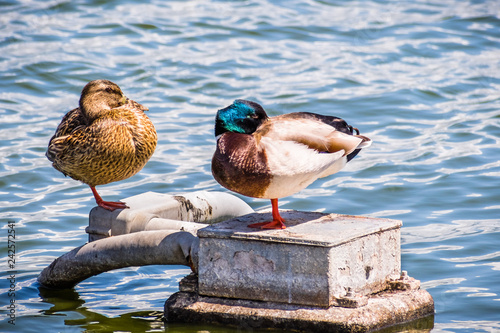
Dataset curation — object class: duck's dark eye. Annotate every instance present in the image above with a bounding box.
[105,87,113,93]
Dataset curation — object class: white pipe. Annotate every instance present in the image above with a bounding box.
[38,230,199,289]
[38,191,253,288]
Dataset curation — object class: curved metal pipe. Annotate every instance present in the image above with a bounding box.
[38,230,199,289]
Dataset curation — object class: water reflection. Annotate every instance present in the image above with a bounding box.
[40,285,164,332]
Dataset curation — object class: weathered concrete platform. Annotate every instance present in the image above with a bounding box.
[165,274,434,332]
[198,211,402,307]
[164,211,434,332]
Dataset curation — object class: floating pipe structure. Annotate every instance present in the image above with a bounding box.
[37,191,434,332]
[38,191,254,289]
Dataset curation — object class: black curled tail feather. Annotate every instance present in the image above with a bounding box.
[347,148,361,162]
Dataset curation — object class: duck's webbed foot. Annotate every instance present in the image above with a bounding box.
[248,198,286,229]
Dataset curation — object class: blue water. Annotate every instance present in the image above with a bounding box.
[1,0,500,332]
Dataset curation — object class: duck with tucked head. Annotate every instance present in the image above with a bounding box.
[47,79,157,211]
[212,99,371,229]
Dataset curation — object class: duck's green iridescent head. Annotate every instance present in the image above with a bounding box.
[215,99,268,137]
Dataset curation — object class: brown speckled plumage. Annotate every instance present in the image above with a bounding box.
[47,80,157,210]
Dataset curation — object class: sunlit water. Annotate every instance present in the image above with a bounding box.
[1,0,500,332]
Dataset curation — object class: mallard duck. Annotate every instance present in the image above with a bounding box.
[212,99,371,229]
[47,80,157,211]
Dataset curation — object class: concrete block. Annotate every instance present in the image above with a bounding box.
[197,211,401,307]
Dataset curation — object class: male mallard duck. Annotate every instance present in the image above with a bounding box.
[47,79,157,211]
[212,99,371,229]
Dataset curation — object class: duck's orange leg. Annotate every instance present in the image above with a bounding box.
[90,186,128,211]
[248,198,286,229]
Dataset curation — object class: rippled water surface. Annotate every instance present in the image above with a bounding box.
[1,0,500,332]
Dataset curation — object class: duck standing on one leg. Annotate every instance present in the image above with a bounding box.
[211,99,371,229]
[46,79,157,211]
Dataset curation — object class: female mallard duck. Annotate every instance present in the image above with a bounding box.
[47,80,157,211]
[212,99,371,229]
